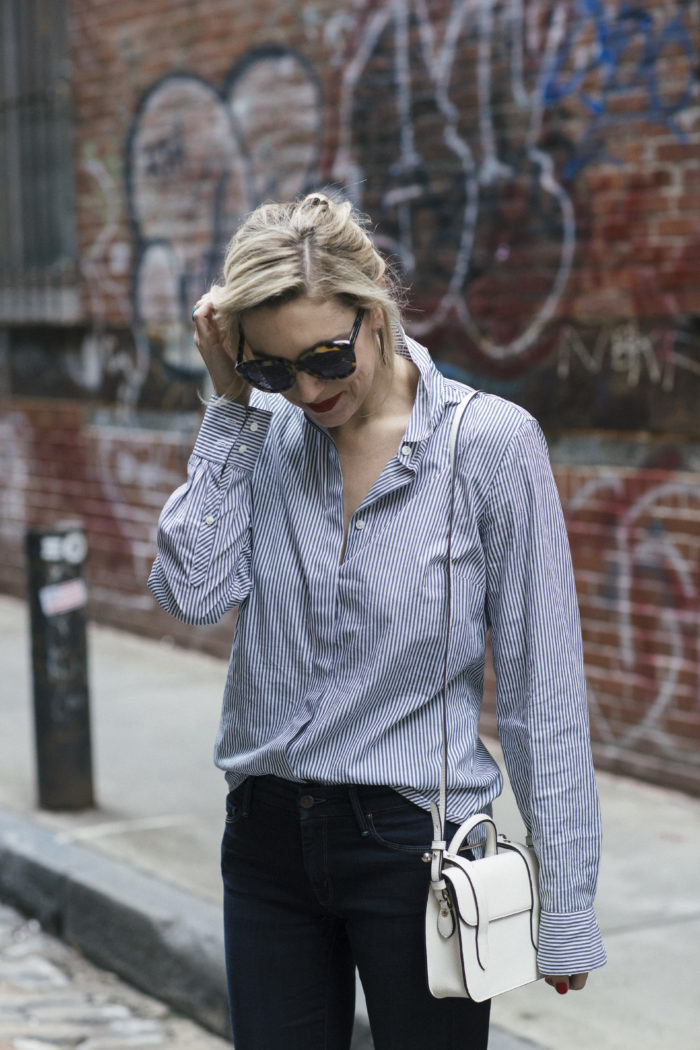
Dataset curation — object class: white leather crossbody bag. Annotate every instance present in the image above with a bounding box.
[425,392,543,1002]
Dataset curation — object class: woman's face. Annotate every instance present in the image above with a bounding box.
[239,296,386,427]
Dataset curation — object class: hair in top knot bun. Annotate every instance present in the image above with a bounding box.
[304,193,330,209]
[209,189,404,364]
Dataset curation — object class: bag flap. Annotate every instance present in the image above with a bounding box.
[443,851,533,927]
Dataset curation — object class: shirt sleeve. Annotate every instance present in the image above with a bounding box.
[147,397,272,625]
[481,417,607,975]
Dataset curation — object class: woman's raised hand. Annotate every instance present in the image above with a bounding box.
[192,293,250,405]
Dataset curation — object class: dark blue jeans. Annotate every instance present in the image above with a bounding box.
[221,775,491,1050]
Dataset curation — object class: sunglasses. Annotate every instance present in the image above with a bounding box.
[236,308,365,393]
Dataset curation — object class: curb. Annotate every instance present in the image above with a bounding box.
[0,805,231,1037]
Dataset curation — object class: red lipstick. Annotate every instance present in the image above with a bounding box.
[304,393,342,414]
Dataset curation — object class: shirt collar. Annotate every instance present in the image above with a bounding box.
[397,331,463,444]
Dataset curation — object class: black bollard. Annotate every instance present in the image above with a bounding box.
[25,523,95,810]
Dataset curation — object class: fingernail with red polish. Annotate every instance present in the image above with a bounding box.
[556,983,568,995]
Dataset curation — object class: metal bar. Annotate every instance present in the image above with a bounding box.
[26,523,95,811]
[1,0,24,274]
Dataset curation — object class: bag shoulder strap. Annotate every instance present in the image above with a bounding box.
[429,388,480,895]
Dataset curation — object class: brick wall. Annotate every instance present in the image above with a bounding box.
[479,454,700,795]
[0,396,238,657]
[1,0,699,793]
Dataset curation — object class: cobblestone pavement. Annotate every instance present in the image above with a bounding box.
[0,902,231,1050]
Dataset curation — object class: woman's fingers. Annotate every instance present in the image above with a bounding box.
[193,296,233,362]
[192,291,213,319]
[544,972,589,994]
[191,293,250,403]
[544,976,570,994]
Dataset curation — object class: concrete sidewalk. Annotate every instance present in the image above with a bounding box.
[0,593,698,1049]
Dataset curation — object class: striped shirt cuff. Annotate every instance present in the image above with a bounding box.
[537,909,607,975]
[193,398,272,470]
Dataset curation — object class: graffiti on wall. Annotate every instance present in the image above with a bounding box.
[545,0,696,176]
[105,0,698,405]
[556,321,700,391]
[331,0,698,368]
[566,472,700,755]
[67,0,699,414]
[125,47,322,383]
[333,0,577,361]
[90,425,191,609]
[63,0,698,415]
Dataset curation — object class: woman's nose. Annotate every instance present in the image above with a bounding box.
[294,371,327,402]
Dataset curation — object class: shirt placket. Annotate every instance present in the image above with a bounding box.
[339,442,418,563]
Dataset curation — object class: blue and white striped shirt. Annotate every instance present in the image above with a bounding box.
[149,335,606,975]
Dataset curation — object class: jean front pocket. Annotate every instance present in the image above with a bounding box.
[362,796,435,855]
[224,780,252,830]
[225,801,241,827]
[221,784,253,876]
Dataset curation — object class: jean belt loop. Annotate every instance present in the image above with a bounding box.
[348,786,370,837]
[240,777,254,819]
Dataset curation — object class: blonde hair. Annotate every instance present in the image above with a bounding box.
[209,191,403,362]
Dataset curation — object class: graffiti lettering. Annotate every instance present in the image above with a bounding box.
[557,323,700,391]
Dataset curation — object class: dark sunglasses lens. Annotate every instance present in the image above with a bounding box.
[302,346,356,380]
[237,359,294,392]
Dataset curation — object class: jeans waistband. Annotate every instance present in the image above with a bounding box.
[233,774,416,826]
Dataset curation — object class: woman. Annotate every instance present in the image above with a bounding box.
[148,191,606,1050]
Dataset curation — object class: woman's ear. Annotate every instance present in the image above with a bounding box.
[369,304,384,332]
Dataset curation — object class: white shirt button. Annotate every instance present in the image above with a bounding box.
[238,444,247,453]
[249,421,259,432]
[205,515,215,526]
[355,519,365,531]
[401,444,412,456]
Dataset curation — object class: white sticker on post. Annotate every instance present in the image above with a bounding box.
[39,578,88,617]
